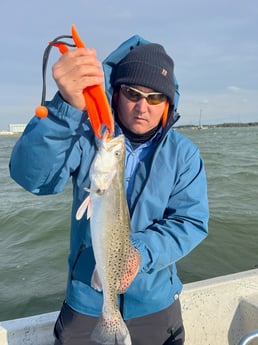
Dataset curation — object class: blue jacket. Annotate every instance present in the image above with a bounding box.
[9,36,209,320]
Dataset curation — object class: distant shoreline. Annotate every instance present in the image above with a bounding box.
[175,122,258,129]
[1,122,258,136]
[0,132,22,137]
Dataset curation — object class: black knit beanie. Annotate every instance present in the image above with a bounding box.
[112,43,175,104]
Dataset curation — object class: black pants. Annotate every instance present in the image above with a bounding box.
[53,300,185,345]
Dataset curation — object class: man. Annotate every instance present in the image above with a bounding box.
[10,35,209,344]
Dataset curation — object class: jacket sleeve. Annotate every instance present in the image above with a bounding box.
[130,143,209,274]
[9,93,89,195]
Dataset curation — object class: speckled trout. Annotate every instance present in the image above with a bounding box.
[76,133,140,345]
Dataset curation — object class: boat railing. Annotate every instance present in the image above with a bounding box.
[237,329,258,345]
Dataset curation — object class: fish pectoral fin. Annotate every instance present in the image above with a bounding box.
[118,246,141,294]
[75,195,91,220]
[91,267,103,292]
[86,198,93,219]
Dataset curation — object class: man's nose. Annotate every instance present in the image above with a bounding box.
[135,97,148,113]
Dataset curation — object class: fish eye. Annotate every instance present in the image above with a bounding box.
[114,150,121,157]
[96,188,105,195]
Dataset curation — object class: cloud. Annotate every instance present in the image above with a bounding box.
[178,88,258,125]
[227,86,241,92]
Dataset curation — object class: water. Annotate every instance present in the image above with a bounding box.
[1,126,258,321]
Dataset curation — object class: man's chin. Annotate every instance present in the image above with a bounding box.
[129,124,149,135]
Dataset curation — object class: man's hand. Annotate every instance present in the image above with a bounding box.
[52,48,104,110]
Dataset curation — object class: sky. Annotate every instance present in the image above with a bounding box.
[0,0,257,130]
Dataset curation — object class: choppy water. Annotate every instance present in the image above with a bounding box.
[0,126,258,321]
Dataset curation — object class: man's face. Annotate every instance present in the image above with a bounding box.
[116,85,167,135]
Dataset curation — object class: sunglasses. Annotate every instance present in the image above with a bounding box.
[120,85,167,105]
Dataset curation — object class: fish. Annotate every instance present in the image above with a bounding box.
[76,133,140,345]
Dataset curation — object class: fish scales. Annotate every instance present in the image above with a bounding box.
[76,133,139,345]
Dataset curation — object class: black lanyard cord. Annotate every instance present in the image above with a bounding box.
[40,35,76,106]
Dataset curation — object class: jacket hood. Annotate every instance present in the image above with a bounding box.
[102,35,180,128]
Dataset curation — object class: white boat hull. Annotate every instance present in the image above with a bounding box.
[1,269,258,345]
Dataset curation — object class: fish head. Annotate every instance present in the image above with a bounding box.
[90,134,126,192]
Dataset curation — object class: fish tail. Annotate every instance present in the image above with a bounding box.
[91,310,131,345]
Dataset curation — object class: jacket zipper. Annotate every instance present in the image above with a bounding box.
[70,243,86,280]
